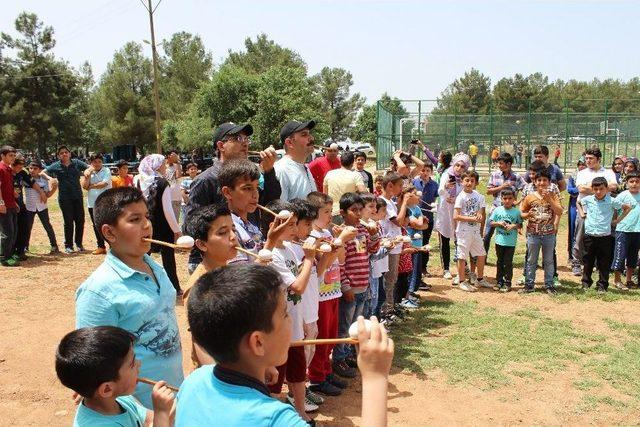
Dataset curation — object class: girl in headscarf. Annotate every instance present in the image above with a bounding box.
[138,154,182,295]
[611,155,625,196]
[567,157,586,272]
[434,152,469,279]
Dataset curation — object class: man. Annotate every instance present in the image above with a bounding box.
[468,141,478,170]
[0,146,19,266]
[483,152,525,252]
[308,140,340,192]
[524,145,566,192]
[323,151,367,221]
[572,146,617,275]
[45,146,89,253]
[274,120,318,201]
[184,122,280,272]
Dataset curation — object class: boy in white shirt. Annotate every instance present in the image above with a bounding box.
[453,170,489,292]
[24,161,59,253]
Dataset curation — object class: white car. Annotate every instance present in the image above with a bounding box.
[354,144,376,159]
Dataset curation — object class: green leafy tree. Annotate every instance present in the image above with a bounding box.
[435,68,492,114]
[350,103,377,144]
[225,33,306,74]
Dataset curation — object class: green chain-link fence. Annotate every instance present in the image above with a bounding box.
[376,99,640,172]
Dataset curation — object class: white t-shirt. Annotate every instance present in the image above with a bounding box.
[271,243,305,341]
[454,190,486,235]
[290,243,319,324]
[323,168,365,215]
[575,166,617,202]
[274,155,317,201]
[380,196,402,255]
[311,229,342,302]
[165,164,182,202]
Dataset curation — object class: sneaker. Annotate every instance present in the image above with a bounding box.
[13,253,27,261]
[309,381,343,396]
[332,360,357,378]
[443,270,453,280]
[286,395,319,413]
[0,258,19,267]
[64,247,74,254]
[615,282,630,291]
[408,291,421,300]
[452,275,460,286]
[518,287,534,294]
[92,247,107,255]
[493,284,501,291]
[597,287,607,294]
[517,276,526,285]
[476,278,492,288]
[76,246,86,252]
[572,265,582,276]
[400,299,419,309]
[459,281,476,292]
[470,272,478,284]
[546,287,558,296]
[500,286,511,293]
[306,388,324,405]
[326,373,348,389]
[418,283,431,291]
[49,246,60,254]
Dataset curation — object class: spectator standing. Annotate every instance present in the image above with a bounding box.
[323,151,366,223]
[81,154,112,255]
[308,141,340,192]
[0,146,19,266]
[468,141,478,170]
[274,120,318,201]
[111,160,133,188]
[354,151,374,193]
[24,161,59,254]
[165,148,183,224]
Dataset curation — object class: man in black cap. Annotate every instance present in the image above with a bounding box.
[183,122,281,272]
[274,120,317,201]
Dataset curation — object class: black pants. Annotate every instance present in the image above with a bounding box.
[13,205,30,255]
[24,209,58,249]
[160,245,181,292]
[88,207,106,249]
[0,208,18,261]
[394,272,410,305]
[420,216,434,272]
[495,244,516,287]
[59,198,85,249]
[581,234,614,290]
[439,233,451,271]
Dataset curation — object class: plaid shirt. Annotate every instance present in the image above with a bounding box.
[487,170,526,207]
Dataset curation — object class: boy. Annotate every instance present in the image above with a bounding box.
[520,169,564,295]
[404,184,428,301]
[180,163,199,224]
[75,187,183,408]
[611,171,640,290]
[371,198,391,318]
[334,192,380,377]
[373,174,384,197]
[354,151,374,193]
[0,146,19,266]
[453,170,489,292]
[412,162,438,279]
[579,177,630,293]
[306,192,357,396]
[112,160,134,188]
[82,153,112,255]
[56,326,175,427]
[488,189,522,292]
[178,264,394,426]
[24,161,59,254]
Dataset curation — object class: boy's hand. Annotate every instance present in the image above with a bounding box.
[343,289,355,302]
[265,366,279,385]
[475,212,483,223]
[356,316,394,380]
[151,381,175,417]
[302,238,318,259]
[338,226,358,242]
[266,214,295,243]
[580,212,587,219]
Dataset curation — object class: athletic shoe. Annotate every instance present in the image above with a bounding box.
[326,373,348,389]
[306,388,324,405]
[0,258,19,267]
[572,265,582,276]
[493,284,501,291]
[470,272,478,284]
[64,247,74,254]
[517,276,526,285]
[13,253,27,261]
[443,270,452,280]
[286,395,318,413]
[49,246,60,254]
[92,247,107,255]
[408,291,421,300]
[76,246,86,252]
[332,360,357,378]
[400,299,419,309]
[459,281,476,292]
[597,288,607,294]
[476,278,492,288]
[615,282,630,291]
[419,282,431,291]
[546,287,558,296]
[500,286,511,293]
[518,287,534,294]
[309,381,342,396]
[452,275,460,285]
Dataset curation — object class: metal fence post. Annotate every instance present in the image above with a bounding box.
[603,100,609,165]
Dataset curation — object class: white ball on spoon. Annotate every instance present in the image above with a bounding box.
[176,235,195,248]
[277,210,292,220]
[348,318,372,338]
[413,233,422,240]
[332,238,343,247]
[257,249,273,261]
[319,243,332,253]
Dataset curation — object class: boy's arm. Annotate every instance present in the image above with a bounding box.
[613,204,632,224]
[520,197,531,219]
[392,195,409,227]
[577,201,586,218]
[149,381,176,427]
[453,207,478,223]
[480,207,486,235]
[289,241,318,295]
[547,193,563,216]
[366,231,381,254]
[46,180,58,198]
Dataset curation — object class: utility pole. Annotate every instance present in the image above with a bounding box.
[143,0,162,154]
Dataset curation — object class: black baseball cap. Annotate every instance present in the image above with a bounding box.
[212,122,253,143]
[279,120,316,144]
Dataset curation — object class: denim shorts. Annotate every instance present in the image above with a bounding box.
[611,231,640,271]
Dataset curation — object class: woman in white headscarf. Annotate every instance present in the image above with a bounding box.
[138,154,182,294]
[434,152,470,280]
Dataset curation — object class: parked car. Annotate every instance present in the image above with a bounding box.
[354,144,376,158]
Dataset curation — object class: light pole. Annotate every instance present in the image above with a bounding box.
[141,0,163,154]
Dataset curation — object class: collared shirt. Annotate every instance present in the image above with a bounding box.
[0,162,17,209]
[580,194,623,236]
[45,159,88,201]
[575,166,617,202]
[615,191,640,232]
[73,396,147,427]
[274,155,317,201]
[25,176,49,212]
[86,167,112,208]
[230,213,263,264]
[487,170,526,207]
[76,251,183,409]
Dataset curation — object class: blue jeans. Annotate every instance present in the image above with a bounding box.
[408,252,422,292]
[333,292,367,361]
[374,277,385,318]
[366,275,379,318]
[525,234,556,289]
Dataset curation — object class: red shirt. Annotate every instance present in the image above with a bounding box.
[340,224,380,292]
[308,156,340,193]
[0,162,17,209]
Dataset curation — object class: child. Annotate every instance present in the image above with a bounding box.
[354,151,374,193]
[567,158,587,276]
[359,193,387,314]
[180,163,199,224]
[11,156,47,260]
[373,174,384,197]
[488,189,522,292]
[609,171,640,290]
[24,161,59,254]
[75,187,183,408]
[404,184,428,301]
[520,169,564,295]
[412,162,438,280]
[453,170,489,292]
[578,177,631,293]
[55,326,175,427]
[334,192,380,377]
[82,153,113,255]
[371,198,391,319]
[111,160,134,188]
[178,264,394,426]
[396,228,419,312]
[306,192,357,397]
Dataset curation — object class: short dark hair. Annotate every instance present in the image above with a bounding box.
[290,198,319,222]
[422,161,434,171]
[0,145,16,156]
[184,204,231,254]
[165,147,180,156]
[591,177,608,188]
[88,153,103,163]
[584,146,602,160]
[500,188,515,198]
[382,172,403,187]
[529,160,546,172]
[185,163,198,170]
[359,192,376,205]
[57,146,69,154]
[55,326,135,398]
[375,197,387,211]
[218,159,260,189]
[535,168,551,180]
[497,153,514,165]
[626,171,640,180]
[307,191,332,208]
[440,151,453,169]
[462,170,479,182]
[354,151,367,161]
[374,174,384,183]
[533,145,549,157]
[116,160,129,169]
[94,187,146,240]
[340,151,355,168]
[29,160,43,169]
[339,192,364,212]
[12,157,25,166]
[187,264,283,363]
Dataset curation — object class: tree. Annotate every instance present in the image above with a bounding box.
[225,33,306,74]
[312,67,364,140]
[434,68,492,114]
[350,103,376,144]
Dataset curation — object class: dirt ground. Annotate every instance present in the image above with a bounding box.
[1,203,639,426]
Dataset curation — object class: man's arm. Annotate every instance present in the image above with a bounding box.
[557,179,567,192]
[259,168,282,206]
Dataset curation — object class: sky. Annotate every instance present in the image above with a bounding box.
[2,0,639,105]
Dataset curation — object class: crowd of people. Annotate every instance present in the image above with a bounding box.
[1,119,639,426]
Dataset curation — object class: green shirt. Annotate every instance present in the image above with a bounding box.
[489,206,522,247]
[45,159,88,201]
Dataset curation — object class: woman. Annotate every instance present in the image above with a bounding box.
[620,157,638,192]
[434,152,469,280]
[138,154,182,295]
[611,155,625,196]
[567,157,586,273]
[435,151,452,183]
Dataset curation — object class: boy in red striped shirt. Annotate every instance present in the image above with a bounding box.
[332,192,380,377]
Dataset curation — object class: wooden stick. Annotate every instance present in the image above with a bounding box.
[235,246,259,259]
[256,204,278,217]
[290,337,358,347]
[142,238,182,250]
[248,150,262,155]
[137,377,179,392]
